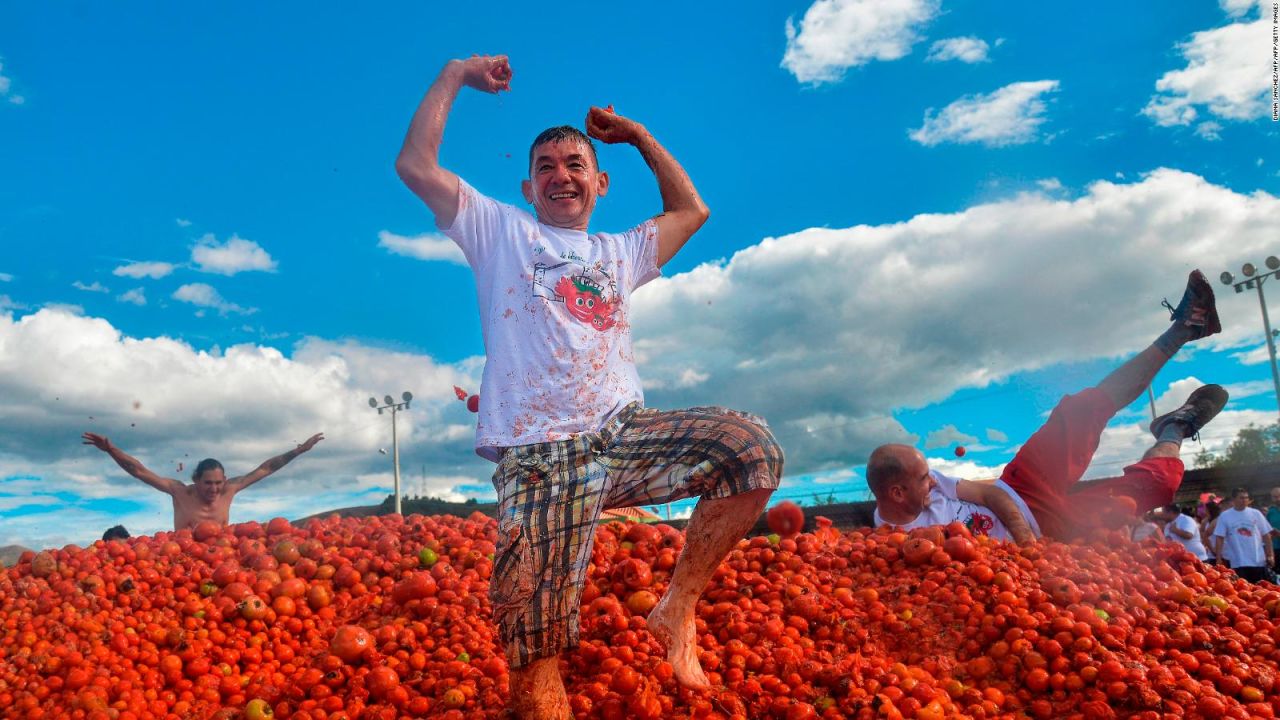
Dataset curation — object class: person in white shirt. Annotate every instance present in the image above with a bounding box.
[395,54,782,719]
[1155,505,1208,560]
[871,271,1225,542]
[1212,487,1276,583]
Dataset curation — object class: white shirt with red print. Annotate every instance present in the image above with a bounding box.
[873,470,1042,543]
[1212,507,1274,568]
[442,179,660,460]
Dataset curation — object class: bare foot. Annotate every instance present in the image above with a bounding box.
[647,595,711,690]
[509,656,572,720]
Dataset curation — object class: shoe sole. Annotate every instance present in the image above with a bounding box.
[1150,384,1229,439]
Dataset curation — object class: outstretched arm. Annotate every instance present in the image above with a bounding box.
[396,55,512,229]
[233,433,324,492]
[82,432,184,495]
[956,480,1037,544]
[585,107,709,267]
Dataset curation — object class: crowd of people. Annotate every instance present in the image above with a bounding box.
[1134,487,1280,583]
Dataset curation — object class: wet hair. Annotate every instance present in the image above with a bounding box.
[1231,486,1250,499]
[866,445,913,498]
[102,525,130,541]
[528,126,598,172]
[192,458,225,482]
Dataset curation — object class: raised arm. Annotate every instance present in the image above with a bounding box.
[82,432,184,495]
[233,433,324,492]
[396,55,512,229]
[956,480,1037,544]
[585,107,709,267]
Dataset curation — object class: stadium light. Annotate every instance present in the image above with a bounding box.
[1220,258,1280,419]
[370,391,414,515]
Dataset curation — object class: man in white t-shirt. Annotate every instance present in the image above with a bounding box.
[1213,487,1275,583]
[395,55,782,718]
[1155,505,1208,560]
[871,270,1225,543]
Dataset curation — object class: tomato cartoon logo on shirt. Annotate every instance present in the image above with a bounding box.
[965,513,995,536]
[555,274,619,331]
[1237,527,1254,537]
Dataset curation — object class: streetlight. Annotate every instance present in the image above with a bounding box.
[369,391,413,515]
[1221,256,1280,419]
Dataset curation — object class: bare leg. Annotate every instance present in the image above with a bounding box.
[508,656,570,720]
[1096,345,1171,409]
[648,487,772,689]
[1142,441,1181,461]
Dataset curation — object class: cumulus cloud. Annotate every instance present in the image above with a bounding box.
[377,230,467,266]
[0,309,489,549]
[1143,3,1271,126]
[172,283,254,315]
[117,288,146,306]
[631,168,1280,472]
[1195,121,1223,141]
[910,80,1060,146]
[72,281,109,293]
[113,261,175,280]
[986,428,1009,443]
[926,36,990,63]
[191,234,278,275]
[0,273,13,282]
[0,58,24,106]
[782,0,940,84]
[176,218,192,227]
[925,424,979,449]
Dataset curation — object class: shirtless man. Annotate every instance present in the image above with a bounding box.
[82,432,324,530]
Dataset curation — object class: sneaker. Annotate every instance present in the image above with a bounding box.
[1150,384,1229,441]
[1161,269,1222,340]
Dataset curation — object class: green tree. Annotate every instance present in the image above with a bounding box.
[1198,422,1280,468]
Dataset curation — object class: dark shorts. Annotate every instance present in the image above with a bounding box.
[1001,388,1185,539]
[488,403,783,668]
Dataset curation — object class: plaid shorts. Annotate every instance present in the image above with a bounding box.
[488,403,783,668]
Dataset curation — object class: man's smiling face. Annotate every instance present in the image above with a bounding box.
[522,138,609,231]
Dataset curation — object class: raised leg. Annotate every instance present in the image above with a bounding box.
[648,487,772,689]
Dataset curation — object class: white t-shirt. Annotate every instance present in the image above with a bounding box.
[443,180,661,460]
[873,470,1042,543]
[1164,514,1208,560]
[1213,507,1274,568]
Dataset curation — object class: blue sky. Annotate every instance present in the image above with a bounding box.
[1,1,1277,549]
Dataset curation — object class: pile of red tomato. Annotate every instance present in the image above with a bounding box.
[2,511,1280,719]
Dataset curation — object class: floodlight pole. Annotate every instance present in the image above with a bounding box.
[1221,261,1280,420]
[370,392,414,515]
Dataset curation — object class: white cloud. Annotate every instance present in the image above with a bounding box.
[1195,121,1223,141]
[0,308,490,549]
[926,36,990,63]
[924,424,979,449]
[0,273,12,282]
[986,428,1009,443]
[176,218,192,227]
[117,288,146,306]
[1036,178,1063,192]
[191,234,278,275]
[910,80,1060,147]
[0,296,27,312]
[377,231,467,266]
[72,281,109,293]
[1143,4,1270,126]
[0,59,24,106]
[113,261,175,279]
[782,0,940,84]
[172,283,254,315]
[631,168,1280,472]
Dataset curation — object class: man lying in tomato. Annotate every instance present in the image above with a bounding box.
[82,432,323,530]
[394,55,783,719]
[870,271,1226,543]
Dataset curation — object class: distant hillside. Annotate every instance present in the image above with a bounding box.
[295,495,497,525]
[0,545,32,567]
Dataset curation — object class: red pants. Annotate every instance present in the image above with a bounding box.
[1000,388,1184,540]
